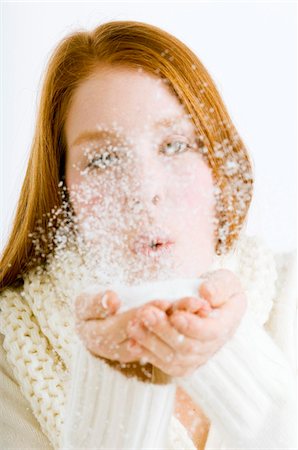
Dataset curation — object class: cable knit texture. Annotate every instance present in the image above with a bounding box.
[0,232,296,449]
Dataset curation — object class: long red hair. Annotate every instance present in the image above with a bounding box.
[0,20,254,293]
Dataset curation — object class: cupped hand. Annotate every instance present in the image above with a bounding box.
[74,289,146,364]
[126,269,247,377]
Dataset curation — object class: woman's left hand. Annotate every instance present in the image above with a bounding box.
[126,269,247,377]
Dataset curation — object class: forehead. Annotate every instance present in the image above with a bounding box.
[70,115,195,149]
[65,65,195,148]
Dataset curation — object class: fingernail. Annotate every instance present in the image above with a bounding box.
[101,291,109,309]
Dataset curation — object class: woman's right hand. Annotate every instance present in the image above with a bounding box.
[74,289,171,364]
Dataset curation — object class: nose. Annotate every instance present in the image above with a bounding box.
[124,156,164,210]
[152,195,161,205]
[130,194,160,208]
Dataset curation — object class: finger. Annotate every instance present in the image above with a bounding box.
[169,311,224,341]
[169,291,247,341]
[134,345,201,378]
[199,269,244,307]
[140,300,173,313]
[76,317,133,359]
[134,306,204,356]
[115,338,145,363]
[75,289,121,320]
[88,336,143,364]
[129,343,167,372]
[127,319,177,362]
[166,296,211,315]
[126,328,220,365]
[75,307,135,351]
[144,299,173,312]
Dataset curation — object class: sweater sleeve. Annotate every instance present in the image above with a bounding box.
[0,333,54,450]
[61,338,177,450]
[264,250,297,371]
[174,308,297,448]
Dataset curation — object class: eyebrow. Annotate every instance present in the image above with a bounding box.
[70,115,187,148]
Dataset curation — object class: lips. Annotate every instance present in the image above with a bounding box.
[130,234,175,256]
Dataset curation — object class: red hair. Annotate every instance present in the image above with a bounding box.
[0,20,253,293]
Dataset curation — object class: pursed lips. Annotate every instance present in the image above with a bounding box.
[130,235,175,256]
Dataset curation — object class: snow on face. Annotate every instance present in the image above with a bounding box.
[61,66,217,286]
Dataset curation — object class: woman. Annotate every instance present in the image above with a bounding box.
[0,20,296,450]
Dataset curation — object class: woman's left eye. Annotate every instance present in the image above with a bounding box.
[160,139,192,156]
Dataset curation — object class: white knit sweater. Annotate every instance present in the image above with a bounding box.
[0,233,297,449]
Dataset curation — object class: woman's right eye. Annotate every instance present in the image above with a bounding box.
[86,150,120,170]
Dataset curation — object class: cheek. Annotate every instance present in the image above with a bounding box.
[175,163,215,213]
[65,154,104,209]
[66,173,106,215]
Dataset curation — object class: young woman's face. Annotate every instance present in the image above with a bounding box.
[64,65,216,284]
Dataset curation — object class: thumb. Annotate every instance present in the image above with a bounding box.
[199,269,243,307]
[75,290,121,320]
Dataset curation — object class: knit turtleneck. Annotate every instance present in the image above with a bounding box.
[0,232,296,449]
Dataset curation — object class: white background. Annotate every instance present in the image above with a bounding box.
[1,1,297,253]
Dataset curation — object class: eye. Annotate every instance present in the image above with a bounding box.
[160,137,192,156]
[86,150,120,170]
